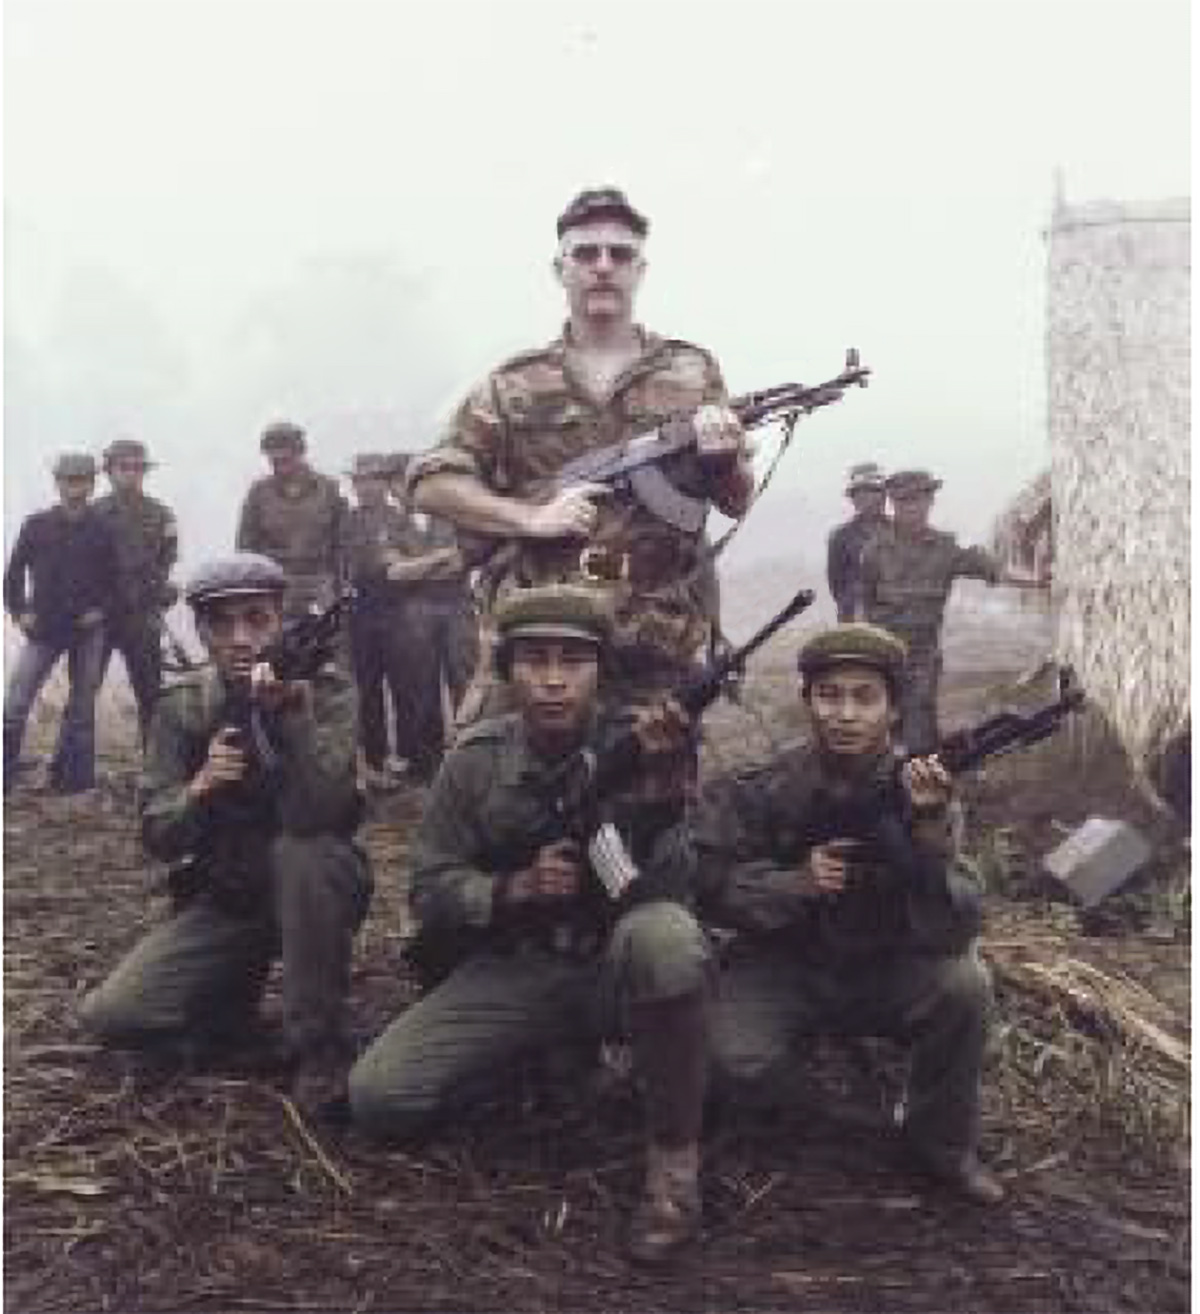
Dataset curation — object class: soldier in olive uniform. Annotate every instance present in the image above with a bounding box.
[344,453,460,787]
[373,452,478,783]
[409,187,754,729]
[80,553,372,1116]
[236,421,348,621]
[93,438,179,739]
[693,624,1004,1205]
[859,469,1010,755]
[826,461,888,623]
[350,584,712,1264]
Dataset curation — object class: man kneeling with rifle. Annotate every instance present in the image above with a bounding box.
[349,583,712,1264]
[693,623,1005,1206]
[81,553,371,1118]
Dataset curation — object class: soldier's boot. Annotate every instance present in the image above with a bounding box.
[628,1141,702,1265]
[291,1041,354,1125]
[905,1143,1005,1206]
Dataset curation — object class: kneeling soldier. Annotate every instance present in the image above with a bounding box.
[694,623,1004,1205]
[80,553,372,1116]
[349,583,712,1263]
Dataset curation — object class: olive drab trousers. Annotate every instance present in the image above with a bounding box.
[80,834,371,1058]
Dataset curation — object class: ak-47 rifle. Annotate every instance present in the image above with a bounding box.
[220,586,356,771]
[802,666,1087,946]
[457,350,870,566]
[541,585,819,899]
[167,586,357,908]
[403,584,817,986]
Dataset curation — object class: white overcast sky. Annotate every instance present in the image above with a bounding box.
[2,0,1191,568]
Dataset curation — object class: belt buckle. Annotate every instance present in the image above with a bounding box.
[578,546,629,584]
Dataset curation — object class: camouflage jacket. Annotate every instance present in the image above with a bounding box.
[92,490,178,618]
[140,663,362,875]
[344,503,466,607]
[410,712,695,954]
[407,325,730,671]
[826,511,888,622]
[859,523,999,649]
[236,467,348,612]
[692,741,980,958]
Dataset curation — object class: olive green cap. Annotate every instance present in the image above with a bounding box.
[494,583,613,648]
[797,622,908,685]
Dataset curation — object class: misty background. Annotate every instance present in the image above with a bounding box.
[3,0,1190,596]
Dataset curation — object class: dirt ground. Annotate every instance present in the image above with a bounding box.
[3,607,1190,1314]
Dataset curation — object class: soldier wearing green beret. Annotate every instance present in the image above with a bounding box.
[4,453,118,794]
[80,553,372,1118]
[859,469,1032,754]
[236,421,349,621]
[692,622,1004,1206]
[408,186,754,738]
[350,582,712,1264]
[92,437,179,741]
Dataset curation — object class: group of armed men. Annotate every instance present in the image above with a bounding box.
[4,187,1044,1265]
[3,432,476,797]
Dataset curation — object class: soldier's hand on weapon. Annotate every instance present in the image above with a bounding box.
[250,661,311,714]
[188,727,247,798]
[523,483,610,540]
[631,697,693,757]
[798,841,854,896]
[505,839,583,903]
[15,611,37,637]
[901,756,953,812]
[693,404,752,464]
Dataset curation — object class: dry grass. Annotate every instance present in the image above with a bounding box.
[1046,198,1191,792]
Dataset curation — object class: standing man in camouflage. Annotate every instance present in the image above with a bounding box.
[693,623,1004,1205]
[408,186,753,729]
[350,584,712,1264]
[80,553,372,1116]
[859,469,1009,755]
[4,453,117,794]
[826,461,888,623]
[236,421,348,621]
[94,438,179,739]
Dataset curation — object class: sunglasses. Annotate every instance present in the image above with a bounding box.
[565,242,640,267]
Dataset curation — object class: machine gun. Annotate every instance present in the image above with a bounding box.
[402,585,817,986]
[166,587,357,910]
[221,587,355,771]
[556,349,869,497]
[539,585,818,898]
[455,351,870,566]
[931,665,1086,774]
[800,666,1088,942]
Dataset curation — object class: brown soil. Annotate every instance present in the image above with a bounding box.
[4,612,1190,1314]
